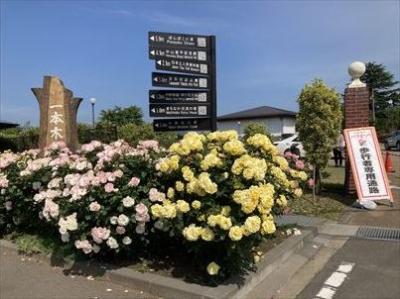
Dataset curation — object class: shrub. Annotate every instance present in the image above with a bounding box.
[150,131,307,279]
[0,131,307,281]
[0,140,162,256]
[243,123,272,140]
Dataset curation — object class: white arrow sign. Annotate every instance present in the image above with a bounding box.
[157,60,162,65]
[153,77,158,82]
[150,35,155,41]
[150,50,155,55]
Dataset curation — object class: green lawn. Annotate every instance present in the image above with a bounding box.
[289,164,354,221]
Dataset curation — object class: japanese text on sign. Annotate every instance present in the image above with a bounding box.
[344,127,393,201]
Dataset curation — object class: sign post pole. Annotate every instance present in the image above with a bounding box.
[209,35,217,132]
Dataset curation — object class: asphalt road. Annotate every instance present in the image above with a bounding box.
[0,246,157,299]
[296,238,400,299]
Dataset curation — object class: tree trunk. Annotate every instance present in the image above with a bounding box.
[314,166,322,195]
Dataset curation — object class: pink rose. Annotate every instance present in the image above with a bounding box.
[138,140,159,151]
[91,227,111,244]
[74,240,92,254]
[135,203,148,215]
[295,160,304,170]
[128,177,141,187]
[89,201,101,212]
[116,226,126,235]
[104,183,117,193]
[114,170,123,178]
[284,151,292,159]
[308,179,315,187]
[135,213,150,223]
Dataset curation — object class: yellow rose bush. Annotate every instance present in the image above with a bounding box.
[151,131,307,279]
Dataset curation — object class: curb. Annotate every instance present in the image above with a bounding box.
[0,228,317,299]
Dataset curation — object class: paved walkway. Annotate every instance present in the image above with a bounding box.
[297,238,400,299]
[340,151,400,228]
[0,246,157,299]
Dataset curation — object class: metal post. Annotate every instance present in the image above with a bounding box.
[91,103,95,127]
[209,35,217,132]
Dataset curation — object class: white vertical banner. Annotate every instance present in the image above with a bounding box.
[344,127,393,202]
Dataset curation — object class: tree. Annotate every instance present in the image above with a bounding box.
[99,106,144,126]
[361,62,400,131]
[243,123,272,140]
[297,79,342,193]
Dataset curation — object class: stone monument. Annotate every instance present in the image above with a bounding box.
[32,76,82,151]
[344,61,370,193]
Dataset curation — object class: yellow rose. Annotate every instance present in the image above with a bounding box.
[175,181,184,192]
[163,203,177,219]
[207,215,218,227]
[167,187,175,199]
[228,226,243,241]
[244,216,261,234]
[261,219,276,234]
[220,206,231,216]
[294,188,303,198]
[182,224,202,241]
[201,227,215,241]
[150,204,163,218]
[218,216,232,230]
[223,139,246,156]
[277,195,287,207]
[207,262,220,275]
[197,214,206,222]
[200,152,222,171]
[191,200,201,209]
[182,166,194,182]
[176,200,190,213]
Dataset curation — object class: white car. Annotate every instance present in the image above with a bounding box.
[274,134,306,157]
[384,130,400,151]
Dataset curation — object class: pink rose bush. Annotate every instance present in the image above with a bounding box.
[0,139,161,256]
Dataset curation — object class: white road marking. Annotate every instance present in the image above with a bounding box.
[316,286,336,299]
[315,262,355,299]
[337,262,355,273]
[325,272,347,287]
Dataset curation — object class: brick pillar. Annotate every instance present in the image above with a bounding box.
[344,86,370,193]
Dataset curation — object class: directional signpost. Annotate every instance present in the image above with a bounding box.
[148,31,216,132]
[155,59,209,75]
[150,104,210,117]
[149,90,209,104]
[153,118,212,131]
[152,72,208,89]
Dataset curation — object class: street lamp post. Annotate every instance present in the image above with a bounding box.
[237,121,241,136]
[89,98,96,127]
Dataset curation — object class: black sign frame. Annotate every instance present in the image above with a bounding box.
[148,32,217,132]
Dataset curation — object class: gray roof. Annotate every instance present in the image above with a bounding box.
[0,122,19,129]
[218,106,297,121]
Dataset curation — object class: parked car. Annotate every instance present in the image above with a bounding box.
[384,130,400,151]
[274,134,306,157]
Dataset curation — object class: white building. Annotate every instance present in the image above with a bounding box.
[217,106,297,138]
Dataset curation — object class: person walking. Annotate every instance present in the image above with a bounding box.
[333,133,345,167]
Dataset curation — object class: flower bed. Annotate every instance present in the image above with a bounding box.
[0,131,307,282]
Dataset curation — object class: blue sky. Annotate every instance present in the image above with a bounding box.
[1,0,399,125]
